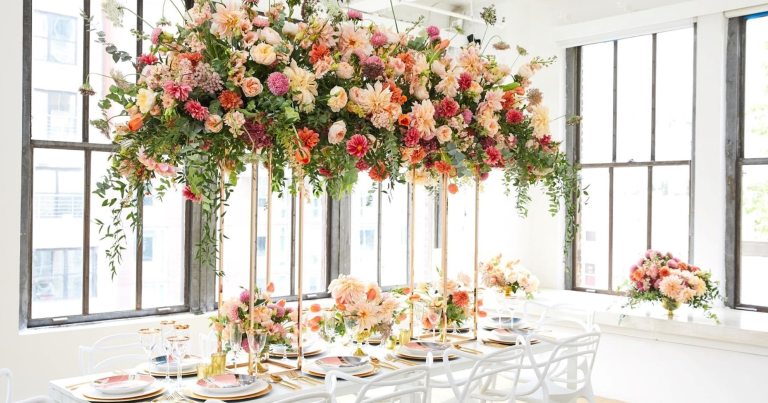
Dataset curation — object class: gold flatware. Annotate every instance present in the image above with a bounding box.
[385,354,416,367]
[369,357,397,370]
[287,371,323,385]
[453,344,482,354]
[482,340,511,348]
[269,374,300,389]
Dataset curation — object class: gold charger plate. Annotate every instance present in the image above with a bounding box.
[394,350,457,361]
[183,383,272,401]
[303,365,378,379]
[482,337,541,346]
[269,345,324,359]
[79,386,165,402]
[143,366,198,377]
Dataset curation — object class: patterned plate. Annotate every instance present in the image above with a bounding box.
[183,383,271,401]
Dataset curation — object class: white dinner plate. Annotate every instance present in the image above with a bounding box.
[194,374,265,396]
[90,374,154,395]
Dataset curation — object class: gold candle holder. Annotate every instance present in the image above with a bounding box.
[209,352,226,376]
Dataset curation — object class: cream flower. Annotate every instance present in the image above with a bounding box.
[259,27,282,45]
[435,69,460,98]
[240,77,263,97]
[136,88,157,114]
[436,125,452,143]
[530,105,550,139]
[517,63,534,79]
[327,86,348,112]
[338,23,372,60]
[283,60,318,108]
[250,43,277,65]
[210,0,246,40]
[328,275,366,307]
[282,22,299,37]
[205,114,223,133]
[411,99,436,138]
[336,62,354,79]
[328,120,347,145]
[355,82,392,116]
[223,110,245,136]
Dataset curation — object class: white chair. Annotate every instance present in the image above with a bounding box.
[271,391,333,403]
[0,368,55,403]
[517,329,601,403]
[326,363,431,403]
[78,333,146,375]
[429,340,527,402]
[523,302,595,331]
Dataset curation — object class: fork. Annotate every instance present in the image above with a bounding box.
[287,371,323,386]
[385,354,416,367]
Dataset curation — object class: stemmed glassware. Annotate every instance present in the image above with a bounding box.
[138,328,160,374]
[159,320,176,383]
[228,323,243,371]
[168,335,190,391]
[246,330,267,373]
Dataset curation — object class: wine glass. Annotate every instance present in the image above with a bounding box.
[168,335,190,391]
[320,312,337,344]
[342,316,357,347]
[138,328,160,373]
[159,320,176,383]
[246,330,267,373]
[228,323,243,371]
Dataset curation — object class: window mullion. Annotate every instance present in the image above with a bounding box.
[608,40,618,291]
[82,151,91,315]
[647,34,657,251]
[135,195,144,310]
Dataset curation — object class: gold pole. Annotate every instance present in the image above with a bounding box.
[248,163,258,375]
[296,177,305,369]
[217,166,226,353]
[439,173,449,342]
[266,155,273,286]
[472,176,480,341]
[408,167,416,339]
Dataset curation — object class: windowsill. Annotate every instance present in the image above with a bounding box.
[534,289,768,354]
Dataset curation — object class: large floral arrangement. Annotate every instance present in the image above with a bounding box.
[210,282,294,345]
[481,254,539,298]
[327,275,402,337]
[90,0,581,275]
[623,250,721,322]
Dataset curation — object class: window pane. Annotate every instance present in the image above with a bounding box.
[612,167,648,288]
[350,175,378,283]
[651,165,690,261]
[380,184,408,287]
[31,3,82,141]
[266,174,293,297]
[445,182,475,281]
[655,28,694,161]
[296,191,326,294]
[31,149,84,318]
[616,35,652,162]
[740,165,768,306]
[413,187,436,284]
[89,152,136,313]
[745,16,768,158]
[88,0,138,143]
[221,166,254,299]
[576,168,609,290]
[580,42,614,163]
[142,187,185,308]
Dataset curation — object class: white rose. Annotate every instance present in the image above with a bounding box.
[136,88,157,114]
[336,62,354,79]
[328,120,347,145]
[436,125,452,143]
[250,43,276,65]
[282,22,299,37]
[413,85,429,100]
[517,63,534,79]
[259,27,282,45]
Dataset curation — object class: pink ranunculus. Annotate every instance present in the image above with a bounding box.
[347,9,363,20]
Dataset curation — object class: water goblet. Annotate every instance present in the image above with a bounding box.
[228,323,243,371]
[168,335,190,391]
[138,328,160,374]
[159,320,176,383]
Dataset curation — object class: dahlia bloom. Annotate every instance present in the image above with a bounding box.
[346,134,369,158]
[266,72,290,95]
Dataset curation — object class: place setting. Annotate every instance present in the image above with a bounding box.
[71,374,165,402]
[181,373,272,401]
[301,356,379,379]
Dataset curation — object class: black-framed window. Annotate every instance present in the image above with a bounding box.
[726,13,768,312]
[21,0,194,328]
[567,27,696,293]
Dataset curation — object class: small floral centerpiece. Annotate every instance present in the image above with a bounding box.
[481,254,539,299]
[402,272,475,340]
[328,275,402,355]
[210,282,294,350]
[623,250,722,322]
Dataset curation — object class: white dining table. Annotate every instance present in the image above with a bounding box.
[48,327,577,403]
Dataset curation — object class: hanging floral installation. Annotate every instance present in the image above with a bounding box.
[87,0,582,275]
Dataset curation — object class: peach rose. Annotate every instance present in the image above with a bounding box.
[435,125,452,143]
[250,43,276,65]
[327,120,346,145]
[241,77,263,97]
[205,114,223,133]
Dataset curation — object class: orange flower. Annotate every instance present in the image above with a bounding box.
[659,266,671,277]
[435,39,451,52]
[502,91,517,109]
[514,86,525,95]
[421,316,434,329]
[366,287,378,301]
[477,298,484,307]
[218,90,243,110]
[448,183,458,194]
[408,294,421,302]
[452,290,470,308]
[266,282,275,293]
[409,148,426,164]
[397,312,407,322]
[398,114,411,127]
[128,114,144,131]
[368,163,389,182]
[678,262,689,271]
[478,310,488,318]
[310,303,322,313]
[630,268,645,282]
[434,160,454,175]
[309,316,322,326]
[277,299,286,307]
[401,287,411,295]
[308,43,330,65]
[297,127,320,149]
[294,147,311,165]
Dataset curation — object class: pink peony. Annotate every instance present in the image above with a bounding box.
[266,72,290,96]
[346,134,369,158]
[370,31,388,48]
[253,16,269,28]
[347,9,363,20]
[184,100,209,121]
[404,127,420,147]
[435,97,459,118]
[462,108,473,123]
[485,146,502,166]
[426,25,440,39]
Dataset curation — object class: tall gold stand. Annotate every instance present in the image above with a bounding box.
[266,155,273,286]
[296,177,306,369]
[439,173,449,342]
[407,167,416,340]
[217,166,226,353]
[472,176,480,341]
[247,164,258,375]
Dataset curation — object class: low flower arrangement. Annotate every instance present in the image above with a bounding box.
[481,254,539,298]
[327,275,404,342]
[399,272,483,332]
[210,282,294,346]
[623,250,722,322]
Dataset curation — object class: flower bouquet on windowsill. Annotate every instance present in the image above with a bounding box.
[480,254,539,299]
[327,275,403,356]
[622,250,722,323]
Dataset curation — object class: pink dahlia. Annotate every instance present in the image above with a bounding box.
[485,146,502,166]
[137,53,158,66]
[462,108,473,123]
[347,9,363,20]
[458,72,473,91]
[267,72,290,96]
[435,97,459,118]
[505,109,524,124]
[184,100,209,121]
[404,127,420,147]
[346,134,369,158]
[163,81,191,101]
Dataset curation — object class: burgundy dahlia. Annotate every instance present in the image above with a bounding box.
[243,120,272,150]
